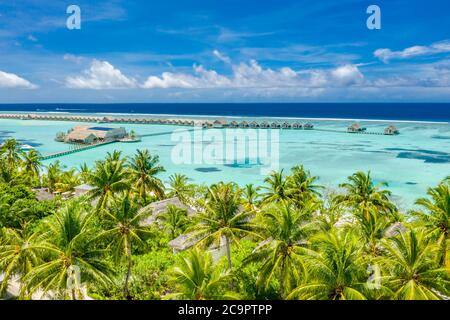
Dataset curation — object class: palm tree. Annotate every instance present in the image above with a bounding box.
[337,171,396,220]
[188,182,257,270]
[244,202,316,297]
[241,184,260,211]
[379,229,450,299]
[23,201,113,299]
[78,163,91,184]
[261,170,289,204]
[54,169,80,193]
[287,165,322,205]
[88,158,130,211]
[127,149,165,201]
[0,226,41,298]
[45,161,63,192]
[288,230,371,300]
[167,174,193,204]
[0,138,23,170]
[98,194,152,299]
[165,248,236,300]
[157,204,189,239]
[413,183,450,266]
[21,149,42,182]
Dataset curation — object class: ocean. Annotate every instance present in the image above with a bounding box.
[1,103,450,209]
[0,103,449,122]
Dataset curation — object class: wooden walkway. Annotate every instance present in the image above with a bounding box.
[41,141,118,161]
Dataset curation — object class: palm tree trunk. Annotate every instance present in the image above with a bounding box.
[279,260,286,298]
[225,237,232,270]
[124,241,133,300]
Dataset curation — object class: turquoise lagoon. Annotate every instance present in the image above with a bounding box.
[1,115,450,209]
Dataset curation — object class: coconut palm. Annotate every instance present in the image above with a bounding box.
[23,201,113,299]
[45,161,63,192]
[0,138,23,170]
[244,202,316,297]
[261,170,289,204]
[167,174,193,204]
[78,163,91,184]
[337,171,396,220]
[88,158,130,211]
[241,184,260,211]
[413,183,450,266]
[54,169,80,193]
[0,226,41,298]
[157,204,189,239]
[97,194,152,299]
[188,182,257,270]
[379,229,450,299]
[127,149,165,201]
[21,149,42,182]
[165,248,236,300]
[287,165,322,205]
[288,230,371,300]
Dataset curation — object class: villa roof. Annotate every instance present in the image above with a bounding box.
[74,184,95,191]
[139,197,196,226]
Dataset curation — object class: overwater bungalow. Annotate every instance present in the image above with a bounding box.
[249,121,259,128]
[271,122,281,129]
[239,121,249,128]
[292,122,302,129]
[281,121,291,129]
[384,125,400,135]
[213,119,227,128]
[64,125,127,144]
[260,121,270,129]
[347,123,366,133]
[229,121,239,128]
[304,122,314,130]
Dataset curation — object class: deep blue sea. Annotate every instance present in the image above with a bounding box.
[0,103,450,122]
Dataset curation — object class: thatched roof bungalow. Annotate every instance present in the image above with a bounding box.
[229,121,239,128]
[260,121,270,128]
[249,121,259,128]
[304,122,314,130]
[281,122,292,129]
[347,123,365,133]
[292,122,302,129]
[213,119,227,128]
[139,197,196,226]
[384,125,399,135]
[239,121,249,128]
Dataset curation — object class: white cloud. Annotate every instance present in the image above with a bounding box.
[213,50,231,64]
[0,70,37,89]
[65,60,137,89]
[27,34,38,42]
[142,60,364,90]
[374,40,450,63]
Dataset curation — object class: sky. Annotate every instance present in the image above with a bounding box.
[1,0,450,103]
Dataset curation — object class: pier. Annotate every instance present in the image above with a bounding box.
[41,140,117,161]
[0,113,399,136]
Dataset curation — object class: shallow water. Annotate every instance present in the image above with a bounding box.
[1,116,449,209]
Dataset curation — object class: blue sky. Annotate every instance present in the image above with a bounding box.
[1,0,450,102]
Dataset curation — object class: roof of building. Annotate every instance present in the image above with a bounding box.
[74,184,95,191]
[139,197,196,226]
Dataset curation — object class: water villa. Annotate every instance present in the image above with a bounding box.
[304,122,314,130]
[61,125,127,144]
[292,122,302,129]
[347,123,367,133]
[384,125,400,135]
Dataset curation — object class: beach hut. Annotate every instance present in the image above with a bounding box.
[384,125,399,135]
[347,123,365,133]
[292,122,302,129]
[304,122,314,130]
[139,197,196,227]
[281,121,292,129]
[249,121,259,128]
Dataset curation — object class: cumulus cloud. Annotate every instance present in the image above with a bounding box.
[142,60,364,90]
[65,60,137,89]
[0,70,37,89]
[374,40,450,63]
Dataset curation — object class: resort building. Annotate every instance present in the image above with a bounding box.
[213,119,228,128]
[250,121,259,128]
[64,125,127,144]
[292,122,302,129]
[139,197,196,226]
[304,122,314,130]
[73,184,95,197]
[347,123,366,133]
[384,125,400,135]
